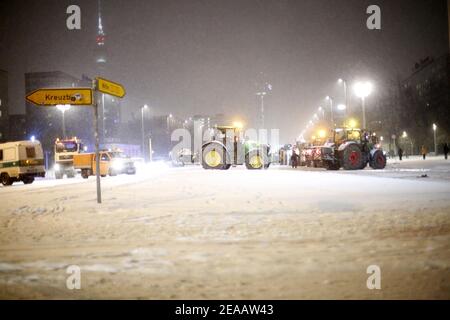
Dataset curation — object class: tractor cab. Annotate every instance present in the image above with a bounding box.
[332,128,362,146]
[211,126,242,145]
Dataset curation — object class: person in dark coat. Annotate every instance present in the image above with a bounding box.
[421,145,427,160]
[398,147,403,161]
[444,143,449,160]
[291,150,299,168]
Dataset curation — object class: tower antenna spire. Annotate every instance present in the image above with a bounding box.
[98,0,104,35]
[96,0,105,47]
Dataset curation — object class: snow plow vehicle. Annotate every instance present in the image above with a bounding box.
[54,137,84,179]
[202,125,271,170]
[74,150,136,178]
[301,128,386,170]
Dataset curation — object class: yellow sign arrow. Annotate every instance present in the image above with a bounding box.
[96,77,126,98]
[26,88,93,106]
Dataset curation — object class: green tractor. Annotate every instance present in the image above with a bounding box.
[202,126,271,170]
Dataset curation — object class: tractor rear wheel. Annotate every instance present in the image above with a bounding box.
[342,144,363,170]
[202,144,229,170]
[370,150,386,169]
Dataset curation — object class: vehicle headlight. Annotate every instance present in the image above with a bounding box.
[112,160,124,170]
[54,163,61,171]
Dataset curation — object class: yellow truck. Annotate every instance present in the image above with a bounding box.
[73,151,136,179]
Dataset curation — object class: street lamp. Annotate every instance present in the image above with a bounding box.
[167,114,173,133]
[433,123,437,155]
[56,104,71,138]
[256,91,267,129]
[402,131,413,156]
[338,78,348,116]
[141,104,148,160]
[337,104,346,111]
[325,96,334,127]
[353,81,373,129]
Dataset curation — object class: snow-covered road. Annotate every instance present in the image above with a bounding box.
[1,159,449,299]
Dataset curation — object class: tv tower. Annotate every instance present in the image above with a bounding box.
[95,0,107,66]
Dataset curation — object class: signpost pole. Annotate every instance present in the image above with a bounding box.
[93,87,102,204]
[149,137,152,162]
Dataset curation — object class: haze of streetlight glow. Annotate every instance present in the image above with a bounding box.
[337,104,346,111]
[348,119,357,128]
[353,82,373,98]
[56,104,71,112]
[233,121,244,129]
[433,123,437,131]
[318,129,326,138]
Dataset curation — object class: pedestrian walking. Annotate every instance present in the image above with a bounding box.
[444,143,449,160]
[291,149,299,168]
[421,145,428,160]
[398,147,403,161]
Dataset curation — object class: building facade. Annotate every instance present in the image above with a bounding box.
[0,70,9,142]
[401,55,450,133]
[8,114,27,142]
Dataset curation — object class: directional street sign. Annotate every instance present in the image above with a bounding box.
[25,79,125,204]
[26,88,93,106]
[96,77,126,98]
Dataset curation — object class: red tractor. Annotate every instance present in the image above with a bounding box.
[300,128,386,170]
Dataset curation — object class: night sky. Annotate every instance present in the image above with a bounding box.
[0,0,448,141]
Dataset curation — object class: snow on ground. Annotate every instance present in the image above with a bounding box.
[0,159,449,299]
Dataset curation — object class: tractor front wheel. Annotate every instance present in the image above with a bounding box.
[370,150,386,170]
[245,151,268,170]
[202,144,229,170]
[342,144,363,170]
